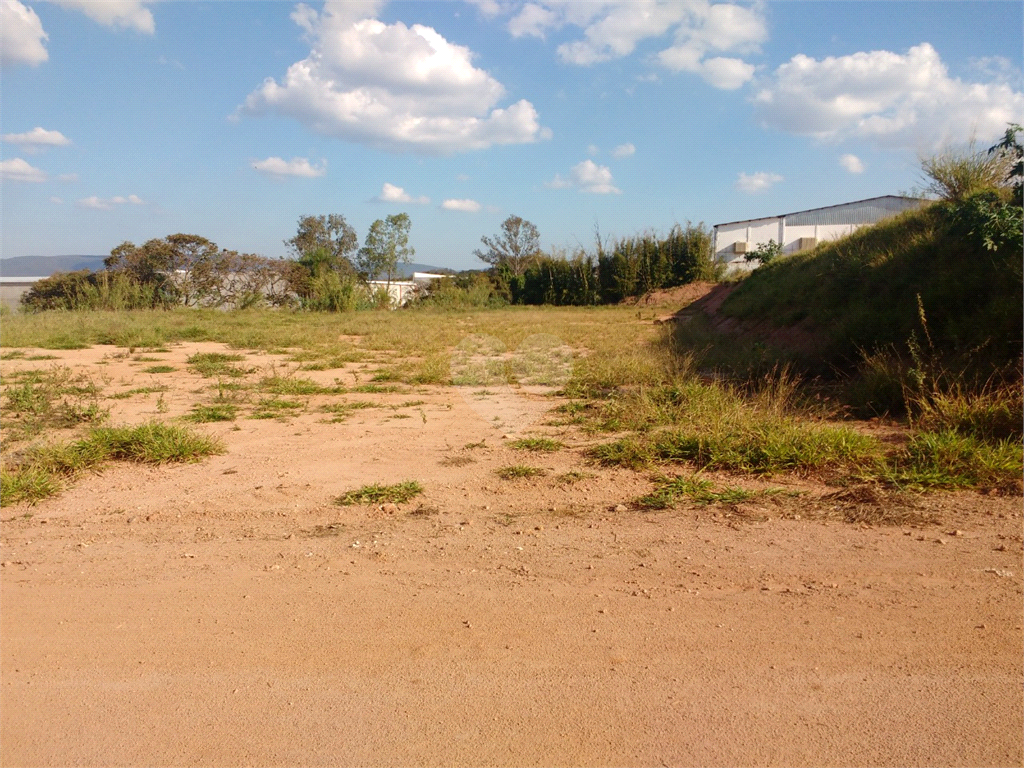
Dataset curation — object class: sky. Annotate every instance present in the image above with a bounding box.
[2,0,1022,271]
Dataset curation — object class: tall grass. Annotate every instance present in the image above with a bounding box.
[1,423,224,505]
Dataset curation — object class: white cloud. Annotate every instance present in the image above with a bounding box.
[251,156,326,178]
[611,142,635,158]
[51,0,155,33]
[77,194,144,210]
[49,196,63,204]
[506,2,764,90]
[240,2,548,153]
[58,172,78,182]
[508,3,558,38]
[441,198,481,212]
[544,173,572,190]
[377,182,429,204]
[735,171,782,193]
[572,160,620,194]
[547,159,621,194]
[2,127,71,152]
[839,154,864,174]
[587,143,600,156]
[753,43,1024,149]
[0,157,47,182]
[1,0,48,66]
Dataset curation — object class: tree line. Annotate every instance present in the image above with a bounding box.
[21,210,717,312]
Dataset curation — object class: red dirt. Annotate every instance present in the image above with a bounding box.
[1,343,1022,766]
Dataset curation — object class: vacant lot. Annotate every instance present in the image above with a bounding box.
[1,309,1022,766]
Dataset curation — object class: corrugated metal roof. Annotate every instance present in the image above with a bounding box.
[714,195,926,229]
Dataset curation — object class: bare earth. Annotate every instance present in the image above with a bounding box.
[2,343,1022,767]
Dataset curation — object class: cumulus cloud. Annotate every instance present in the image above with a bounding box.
[753,43,1024,149]
[611,142,635,158]
[1,0,48,66]
[840,154,864,174]
[251,156,326,178]
[377,182,430,204]
[548,160,621,194]
[441,198,481,212]
[51,0,155,33]
[50,196,63,204]
[78,194,144,209]
[2,127,71,152]
[735,171,782,193]
[1,157,47,182]
[504,1,765,89]
[240,1,549,153]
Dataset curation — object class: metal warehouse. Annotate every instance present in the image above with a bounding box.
[713,195,926,273]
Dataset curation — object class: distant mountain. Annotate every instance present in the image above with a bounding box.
[0,255,106,277]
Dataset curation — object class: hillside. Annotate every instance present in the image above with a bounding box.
[708,200,1022,373]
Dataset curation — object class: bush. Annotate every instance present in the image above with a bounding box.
[20,270,164,312]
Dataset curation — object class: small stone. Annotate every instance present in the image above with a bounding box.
[381,503,399,515]
[614,504,627,513]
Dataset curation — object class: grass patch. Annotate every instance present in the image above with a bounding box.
[510,437,565,452]
[259,374,345,396]
[109,385,169,400]
[1,423,224,505]
[187,352,249,378]
[555,470,594,485]
[495,465,547,479]
[636,475,759,510]
[439,455,476,467]
[186,404,239,423]
[882,430,1022,492]
[334,481,423,506]
[249,398,304,419]
[142,365,176,374]
[2,367,107,439]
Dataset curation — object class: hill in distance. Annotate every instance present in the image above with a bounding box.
[0,255,107,277]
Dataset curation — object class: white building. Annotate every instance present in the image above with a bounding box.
[713,195,926,273]
[366,272,446,307]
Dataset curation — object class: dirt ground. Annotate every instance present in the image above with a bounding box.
[2,342,1022,767]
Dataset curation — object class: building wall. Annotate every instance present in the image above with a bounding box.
[714,196,925,273]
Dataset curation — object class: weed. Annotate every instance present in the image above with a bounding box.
[187,404,238,423]
[555,470,594,485]
[187,352,248,378]
[335,481,423,506]
[495,465,547,479]
[1,423,224,505]
[636,475,758,509]
[108,386,168,400]
[510,437,565,452]
[440,455,476,467]
[143,365,176,374]
[260,374,344,396]
[249,398,304,419]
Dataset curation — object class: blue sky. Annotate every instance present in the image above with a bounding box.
[2,0,1022,271]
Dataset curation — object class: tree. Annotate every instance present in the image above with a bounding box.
[284,214,358,273]
[356,213,415,285]
[746,239,783,265]
[474,215,541,277]
[104,233,221,306]
[988,123,1023,206]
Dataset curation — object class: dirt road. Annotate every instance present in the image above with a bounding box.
[2,344,1021,766]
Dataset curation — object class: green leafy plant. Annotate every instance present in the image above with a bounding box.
[495,465,547,479]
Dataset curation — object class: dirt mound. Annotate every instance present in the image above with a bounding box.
[624,281,719,310]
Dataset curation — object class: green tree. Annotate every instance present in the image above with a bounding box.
[988,123,1023,206]
[356,213,415,285]
[746,239,783,265]
[474,215,541,277]
[284,214,358,274]
[104,233,221,306]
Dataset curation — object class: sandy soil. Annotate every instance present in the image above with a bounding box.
[2,343,1022,767]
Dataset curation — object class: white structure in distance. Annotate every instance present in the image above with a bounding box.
[713,196,926,273]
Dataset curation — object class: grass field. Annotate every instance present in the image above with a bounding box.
[1,303,1020,508]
